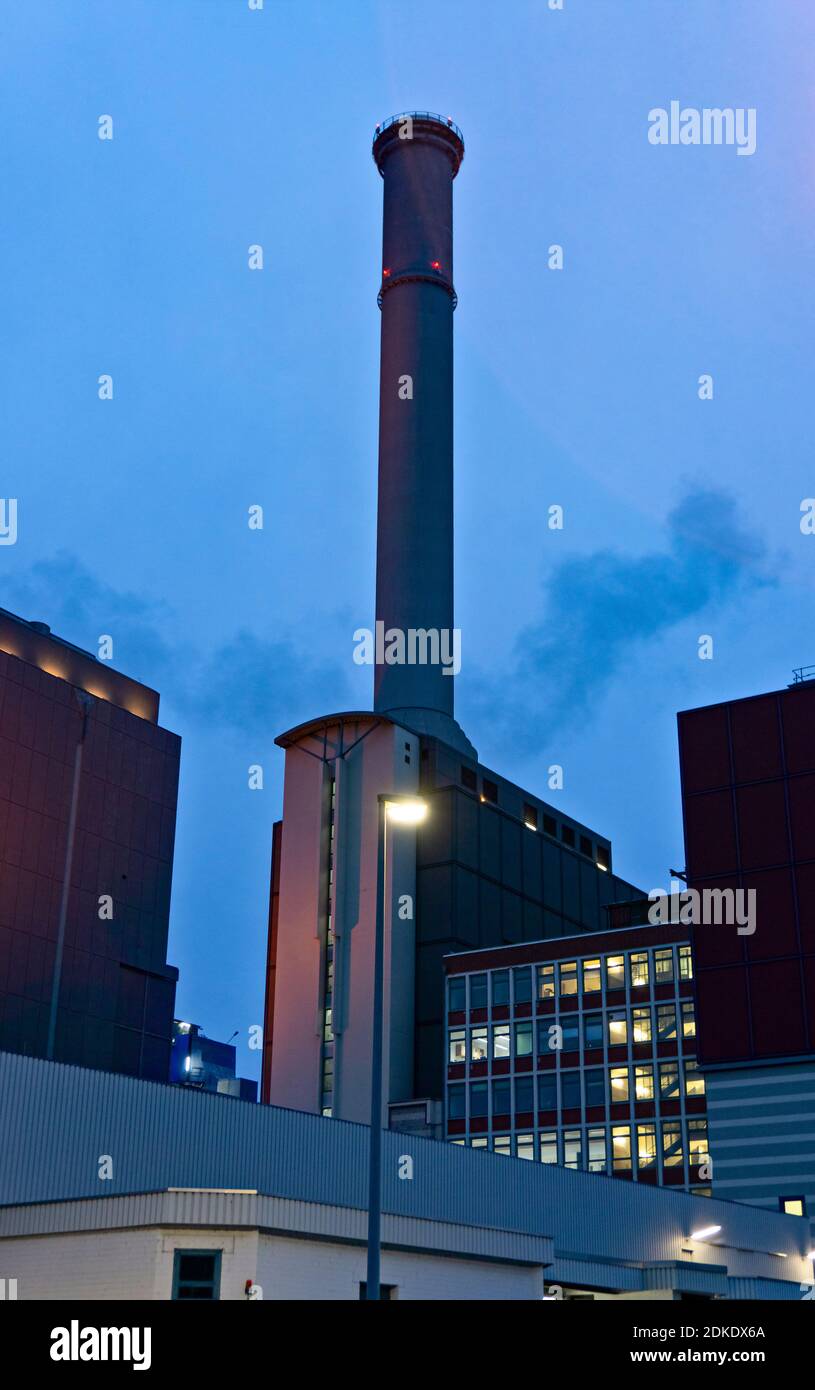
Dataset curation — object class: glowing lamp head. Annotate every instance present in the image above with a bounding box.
[690,1224,722,1242]
[430,260,441,270]
[385,798,428,826]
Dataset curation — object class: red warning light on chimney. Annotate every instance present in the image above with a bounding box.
[383,267,391,277]
[431,261,441,270]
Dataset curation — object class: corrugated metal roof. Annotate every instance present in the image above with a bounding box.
[0,1051,810,1293]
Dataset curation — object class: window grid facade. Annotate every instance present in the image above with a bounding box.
[445,939,709,1194]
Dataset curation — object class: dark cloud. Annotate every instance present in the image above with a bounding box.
[2,553,349,738]
[464,488,773,741]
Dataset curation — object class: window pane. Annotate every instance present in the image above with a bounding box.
[662,1122,683,1167]
[679,945,693,981]
[612,1126,631,1170]
[585,1068,605,1108]
[561,1072,581,1109]
[448,977,466,1012]
[583,958,602,993]
[563,1129,583,1169]
[684,1060,705,1097]
[537,964,555,999]
[637,1124,657,1168]
[657,1005,677,1041]
[540,1131,558,1164]
[659,1063,679,1099]
[560,962,578,996]
[517,1132,534,1160]
[515,1022,533,1057]
[538,1074,557,1110]
[606,955,625,989]
[584,1014,603,1050]
[654,948,674,983]
[588,1127,607,1172]
[492,1025,510,1059]
[448,1084,466,1119]
[493,1079,511,1116]
[470,1081,488,1117]
[493,1135,511,1156]
[515,1075,534,1111]
[471,1027,488,1061]
[448,1029,466,1063]
[608,1015,627,1047]
[635,1064,654,1101]
[470,975,487,1009]
[682,1003,696,1038]
[513,967,533,1004]
[630,953,649,988]
[562,1020,580,1052]
[610,1066,629,1102]
[492,971,510,1007]
[632,1007,652,1044]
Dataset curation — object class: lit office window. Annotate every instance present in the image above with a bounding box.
[612,1126,632,1171]
[537,964,555,999]
[515,1075,534,1112]
[448,977,466,1012]
[684,1059,705,1097]
[654,948,674,983]
[561,1072,581,1109]
[632,1007,652,1044]
[610,1066,629,1102]
[585,1068,605,1108]
[659,1062,680,1099]
[583,958,602,994]
[492,971,510,1007]
[682,1002,696,1038]
[560,961,578,996]
[588,1128,607,1172]
[517,1132,535,1160]
[540,1131,558,1164]
[635,1064,654,1101]
[563,1130,583,1169]
[657,1004,677,1042]
[630,953,649,989]
[448,1084,466,1119]
[493,1025,510,1060]
[471,1027,488,1061]
[679,945,693,981]
[606,955,625,990]
[781,1197,806,1217]
[449,1030,466,1063]
[608,1015,628,1047]
[584,1014,604,1050]
[493,1079,511,1118]
[662,1122,683,1167]
[471,1137,488,1149]
[470,974,488,1010]
[493,1135,511,1156]
[688,1119,709,1165]
[513,966,533,1004]
[637,1124,657,1169]
[470,1081,488,1118]
[515,1021,533,1057]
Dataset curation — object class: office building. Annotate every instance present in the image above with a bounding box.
[444,918,710,1194]
[0,607,180,1081]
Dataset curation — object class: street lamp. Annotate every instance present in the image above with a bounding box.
[366,792,428,1301]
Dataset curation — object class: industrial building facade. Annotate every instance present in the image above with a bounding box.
[0,608,180,1082]
[444,923,710,1194]
[1,1050,810,1301]
[678,677,815,1227]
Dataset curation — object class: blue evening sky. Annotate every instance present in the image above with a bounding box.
[2,0,813,1086]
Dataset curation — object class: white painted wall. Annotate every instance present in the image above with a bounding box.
[0,1226,541,1302]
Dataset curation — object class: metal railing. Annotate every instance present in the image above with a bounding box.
[373,111,464,146]
[791,665,815,685]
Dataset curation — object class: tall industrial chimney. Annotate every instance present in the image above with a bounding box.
[372,113,476,758]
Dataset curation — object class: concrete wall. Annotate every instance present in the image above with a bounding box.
[0,1225,541,1302]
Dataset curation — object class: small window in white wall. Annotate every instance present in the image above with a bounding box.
[172,1250,221,1300]
[359,1282,398,1300]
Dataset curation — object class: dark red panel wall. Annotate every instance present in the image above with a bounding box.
[0,647,179,1081]
[678,684,815,1065]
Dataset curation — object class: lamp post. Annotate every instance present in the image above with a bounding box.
[365,792,427,1301]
